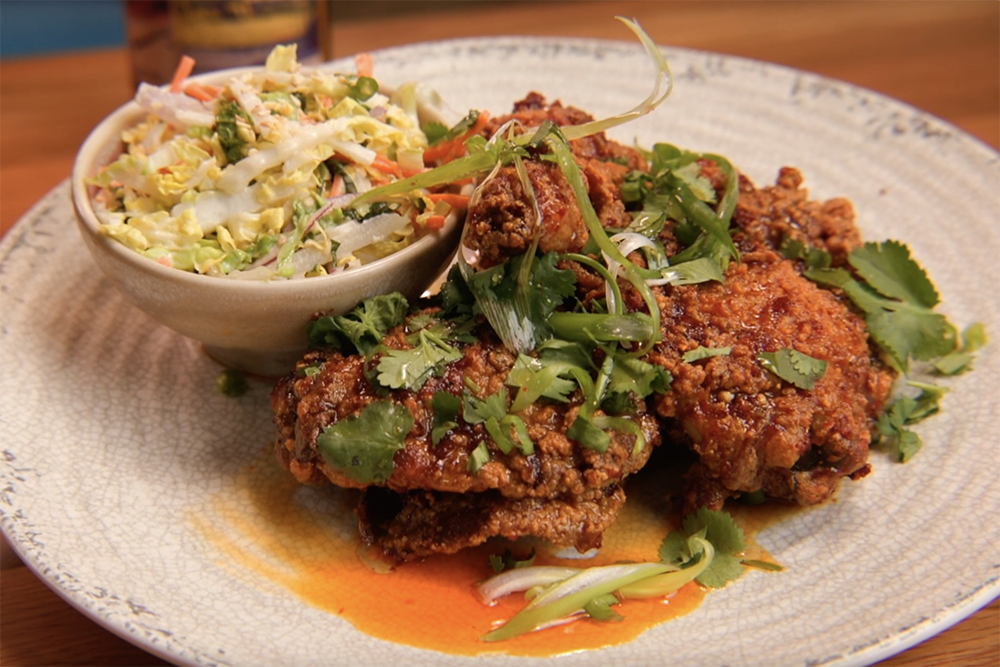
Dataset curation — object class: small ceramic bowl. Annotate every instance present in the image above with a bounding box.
[72,68,463,377]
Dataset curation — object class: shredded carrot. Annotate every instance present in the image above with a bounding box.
[424,215,447,230]
[329,173,345,198]
[356,52,374,78]
[183,82,219,102]
[423,111,491,164]
[401,166,428,178]
[370,154,403,178]
[469,110,492,134]
[170,55,197,93]
[426,193,470,209]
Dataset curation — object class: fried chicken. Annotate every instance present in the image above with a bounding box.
[649,247,893,511]
[273,326,657,500]
[641,161,894,510]
[465,93,644,267]
[271,93,896,562]
[273,325,658,561]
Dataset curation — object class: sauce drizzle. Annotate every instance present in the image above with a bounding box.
[191,448,785,657]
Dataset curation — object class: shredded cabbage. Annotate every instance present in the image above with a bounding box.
[89,45,466,279]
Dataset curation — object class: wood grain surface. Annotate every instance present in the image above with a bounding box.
[1,2,997,666]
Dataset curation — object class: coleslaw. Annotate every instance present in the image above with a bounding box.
[87,45,473,280]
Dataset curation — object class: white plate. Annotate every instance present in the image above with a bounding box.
[1,37,998,667]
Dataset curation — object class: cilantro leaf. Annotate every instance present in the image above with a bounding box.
[430,391,462,445]
[489,547,537,574]
[467,441,490,473]
[659,507,747,589]
[696,552,746,589]
[464,386,509,425]
[934,322,987,375]
[849,240,939,308]
[308,293,409,354]
[863,306,956,369]
[506,340,596,412]
[604,351,673,405]
[673,162,717,203]
[461,385,535,456]
[316,401,414,484]
[682,345,732,363]
[631,143,739,267]
[780,237,832,270]
[757,348,827,390]
[506,354,579,405]
[876,382,949,462]
[682,507,746,556]
[376,328,462,390]
[806,243,959,369]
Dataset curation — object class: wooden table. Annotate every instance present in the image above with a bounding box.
[1,2,997,665]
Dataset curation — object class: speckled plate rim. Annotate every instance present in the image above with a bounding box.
[1,36,998,667]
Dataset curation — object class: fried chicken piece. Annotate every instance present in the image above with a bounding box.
[648,247,895,511]
[358,486,625,561]
[733,167,862,267]
[273,325,657,501]
[465,159,588,268]
[271,318,659,562]
[464,93,644,268]
[484,92,647,172]
[272,94,897,562]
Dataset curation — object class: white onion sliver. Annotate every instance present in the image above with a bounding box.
[602,232,664,311]
[551,547,600,560]
[329,212,411,259]
[476,566,581,605]
[289,245,332,278]
[134,83,215,130]
[523,562,671,612]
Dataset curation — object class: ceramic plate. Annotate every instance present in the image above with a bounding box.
[1,37,998,667]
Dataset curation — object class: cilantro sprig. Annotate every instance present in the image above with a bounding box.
[876,382,949,462]
[757,348,828,390]
[307,292,409,354]
[489,547,537,574]
[682,346,732,363]
[933,322,987,376]
[657,507,747,589]
[806,241,957,371]
[801,240,986,461]
[463,383,534,459]
[316,401,414,484]
[476,508,765,641]
[376,327,462,391]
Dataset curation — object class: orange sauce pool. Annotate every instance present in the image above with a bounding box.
[190,447,789,657]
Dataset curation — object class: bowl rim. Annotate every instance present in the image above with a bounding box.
[71,65,461,296]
